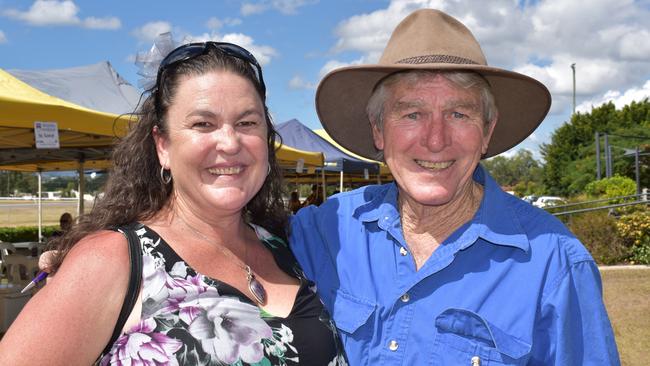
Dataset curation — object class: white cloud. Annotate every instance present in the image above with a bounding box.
[132,21,173,42]
[205,17,242,30]
[319,58,365,77]
[289,75,316,90]
[164,31,278,66]
[576,80,650,113]
[271,0,317,15]
[618,30,650,60]
[219,33,277,65]
[241,3,268,16]
[3,0,80,26]
[3,0,121,29]
[0,31,6,43]
[241,0,317,16]
[83,16,121,30]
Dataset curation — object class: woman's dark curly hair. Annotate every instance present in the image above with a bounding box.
[48,47,288,270]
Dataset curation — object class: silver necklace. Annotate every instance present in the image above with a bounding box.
[177,215,267,305]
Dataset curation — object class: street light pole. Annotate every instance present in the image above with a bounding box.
[635,147,641,195]
[571,63,576,115]
[595,131,601,180]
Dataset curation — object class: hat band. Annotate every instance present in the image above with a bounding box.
[396,54,479,65]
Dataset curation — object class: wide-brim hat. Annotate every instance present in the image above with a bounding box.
[316,8,551,159]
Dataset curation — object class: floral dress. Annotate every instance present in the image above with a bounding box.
[100,224,347,366]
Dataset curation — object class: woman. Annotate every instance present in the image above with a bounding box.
[0,40,345,365]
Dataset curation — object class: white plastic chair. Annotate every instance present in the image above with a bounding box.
[0,242,17,277]
[3,254,39,287]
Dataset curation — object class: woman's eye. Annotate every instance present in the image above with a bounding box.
[192,121,211,128]
[238,120,258,127]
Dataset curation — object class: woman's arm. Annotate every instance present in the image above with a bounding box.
[0,230,130,365]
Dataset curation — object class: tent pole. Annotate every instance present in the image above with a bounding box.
[37,169,43,243]
[77,155,85,216]
[339,171,344,193]
[321,169,326,201]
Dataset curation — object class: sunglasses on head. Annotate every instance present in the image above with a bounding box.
[155,41,266,95]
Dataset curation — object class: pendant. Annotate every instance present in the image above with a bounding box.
[245,266,267,305]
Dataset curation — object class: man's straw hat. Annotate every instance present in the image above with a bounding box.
[316,8,551,159]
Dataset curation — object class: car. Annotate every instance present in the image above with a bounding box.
[522,195,539,204]
[533,196,566,208]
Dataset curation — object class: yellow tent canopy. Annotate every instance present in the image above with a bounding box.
[0,70,130,142]
[275,143,324,171]
[0,142,323,172]
[313,129,392,178]
[0,67,132,171]
[0,67,323,170]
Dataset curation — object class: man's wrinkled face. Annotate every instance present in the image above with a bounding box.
[372,74,496,207]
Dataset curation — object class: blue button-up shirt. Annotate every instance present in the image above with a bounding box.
[291,166,619,365]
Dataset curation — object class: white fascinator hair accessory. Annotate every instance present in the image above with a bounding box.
[135,32,188,91]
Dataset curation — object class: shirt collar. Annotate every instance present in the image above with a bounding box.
[472,165,530,252]
[353,166,530,252]
[355,183,400,226]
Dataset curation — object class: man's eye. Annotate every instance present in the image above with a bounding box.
[451,111,467,119]
[192,122,211,128]
[405,112,419,120]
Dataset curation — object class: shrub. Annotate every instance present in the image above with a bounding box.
[584,175,636,201]
[616,210,650,264]
[0,226,58,242]
[567,211,630,265]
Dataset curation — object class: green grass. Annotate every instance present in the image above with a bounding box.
[0,200,85,227]
[601,266,650,365]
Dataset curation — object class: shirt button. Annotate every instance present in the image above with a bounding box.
[388,340,399,351]
[471,356,481,366]
[400,293,410,302]
[399,247,408,256]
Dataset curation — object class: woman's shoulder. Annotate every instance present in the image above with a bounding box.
[59,230,130,281]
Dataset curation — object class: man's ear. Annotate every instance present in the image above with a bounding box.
[371,121,384,151]
[152,125,170,169]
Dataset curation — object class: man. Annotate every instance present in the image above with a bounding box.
[291,9,619,365]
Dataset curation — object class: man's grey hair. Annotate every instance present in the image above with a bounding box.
[366,70,498,132]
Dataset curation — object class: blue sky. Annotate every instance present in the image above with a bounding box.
[2,0,650,160]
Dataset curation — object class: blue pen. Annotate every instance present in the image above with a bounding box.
[21,271,48,293]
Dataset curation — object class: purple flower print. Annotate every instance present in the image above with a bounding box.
[100,318,182,366]
[186,297,272,364]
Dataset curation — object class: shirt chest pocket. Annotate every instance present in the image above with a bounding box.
[328,289,376,364]
[431,308,531,366]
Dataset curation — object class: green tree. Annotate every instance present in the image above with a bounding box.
[541,99,650,197]
[85,172,108,194]
[483,149,543,194]
[0,171,38,195]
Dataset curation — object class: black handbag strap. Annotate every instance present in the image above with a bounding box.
[99,223,143,358]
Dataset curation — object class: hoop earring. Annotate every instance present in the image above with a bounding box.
[267,164,271,176]
[160,166,172,184]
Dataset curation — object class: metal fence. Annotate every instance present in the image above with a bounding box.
[546,192,648,217]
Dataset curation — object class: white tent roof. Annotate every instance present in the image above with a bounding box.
[9,61,141,115]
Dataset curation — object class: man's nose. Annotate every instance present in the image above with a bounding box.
[423,115,451,151]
